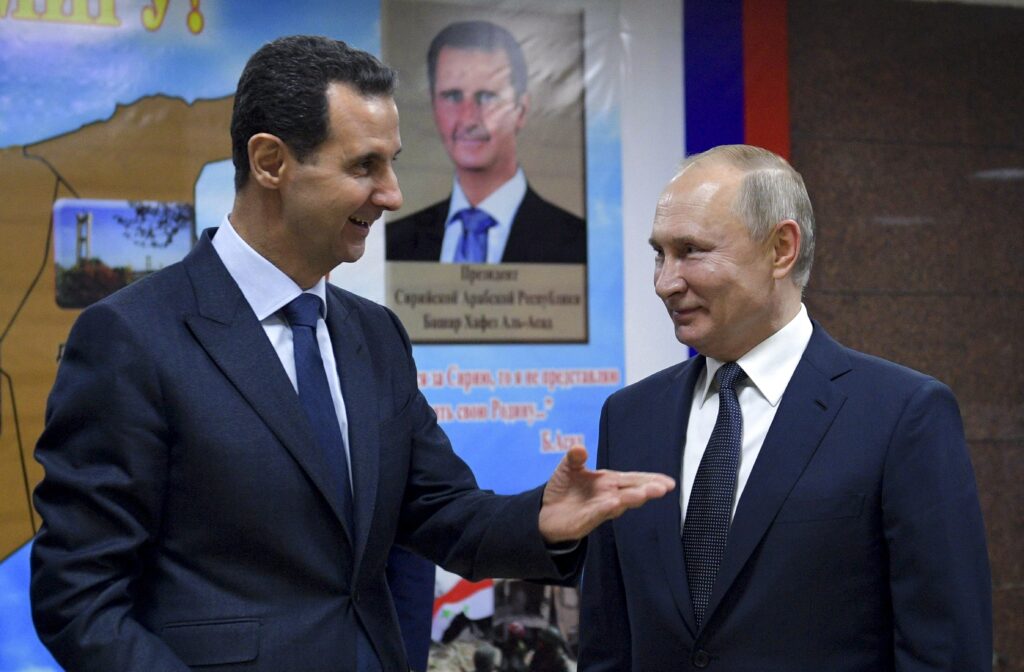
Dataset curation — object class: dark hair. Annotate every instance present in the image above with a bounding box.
[426,21,528,98]
[230,35,397,191]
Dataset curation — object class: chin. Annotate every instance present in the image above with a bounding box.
[676,328,705,351]
[334,245,365,265]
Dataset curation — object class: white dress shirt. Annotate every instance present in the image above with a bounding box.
[680,304,813,531]
[439,168,527,263]
[211,216,352,487]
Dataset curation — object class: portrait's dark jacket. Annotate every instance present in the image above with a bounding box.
[30,229,580,672]
[385,186,586,263]
[578,322,992,671]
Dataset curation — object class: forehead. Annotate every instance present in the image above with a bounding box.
[434,46,513,88]
[322,82,400,153]
[652,163,745,238]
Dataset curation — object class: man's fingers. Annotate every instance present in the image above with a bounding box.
[565,445,589,470]
[613,471,676,492]
[617,481,672,508]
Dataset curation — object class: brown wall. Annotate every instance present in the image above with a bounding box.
[790,1,1024,668]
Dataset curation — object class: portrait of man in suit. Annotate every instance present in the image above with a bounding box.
[578,145,992,671]
[385,20,587,264]
[28,35,673,672]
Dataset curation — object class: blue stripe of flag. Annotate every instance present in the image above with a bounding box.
[684,0,744,155]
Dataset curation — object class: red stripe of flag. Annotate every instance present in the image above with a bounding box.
[432,578,494,618]
[743,0,790,159]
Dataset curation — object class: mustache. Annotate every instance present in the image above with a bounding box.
[453,128,490,142]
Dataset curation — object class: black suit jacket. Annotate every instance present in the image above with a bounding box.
[31,229,579,671]
[386,186,586,263]
[578,323,991,671]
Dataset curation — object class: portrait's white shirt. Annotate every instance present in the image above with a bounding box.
[440,167,527,263]
[211,216,352,486]
[680,304,813,530]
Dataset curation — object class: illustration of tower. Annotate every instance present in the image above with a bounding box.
[75,210,92,263]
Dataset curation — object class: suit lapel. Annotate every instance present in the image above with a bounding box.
[418,199,448,259]
[325,289,380,572]
[500,187,539,262]
[653,357,704,638]
[703,325,850,624]
[182,231,353,543]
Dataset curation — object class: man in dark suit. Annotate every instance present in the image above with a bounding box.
[29,36,673,672]
[385,20,586,264]
[578,145,991,670]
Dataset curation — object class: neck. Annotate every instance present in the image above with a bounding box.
[456,162,518,207]
[229,190,321,290]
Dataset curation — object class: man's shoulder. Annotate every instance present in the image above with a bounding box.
[85,260,192,319]
[840,344,938,391]
[607,358,695,405]
[385,198,449,261]
[326,284,407,337]
[521,186,585,227]
[505,186,587,263]
[806,324,948,401]
[387,198,450,230]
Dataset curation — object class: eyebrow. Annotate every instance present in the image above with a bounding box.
[351,147,402,164]
[649,234,704,249]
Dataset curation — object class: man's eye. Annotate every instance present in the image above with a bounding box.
[476,91,498,105]
[440,91,462,103]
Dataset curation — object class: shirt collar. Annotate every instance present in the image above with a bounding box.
[210,215,328,321]
[697,303,813,407]
[445,167,527,228]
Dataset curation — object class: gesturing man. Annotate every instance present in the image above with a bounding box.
[30,36,671,672]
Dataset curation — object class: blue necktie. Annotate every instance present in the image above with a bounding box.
[452,207,497,263]
[281,294,354,535]
[683,361,746,629]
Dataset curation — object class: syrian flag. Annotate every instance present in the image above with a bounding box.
[431,567,494,641]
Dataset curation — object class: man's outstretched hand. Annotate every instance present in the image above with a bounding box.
[538,446,676,544]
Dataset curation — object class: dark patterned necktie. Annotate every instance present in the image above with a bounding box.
[683,361,746,628]
[281,293,354,535]
[452,207,497,263]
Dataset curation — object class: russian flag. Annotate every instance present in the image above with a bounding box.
[685,0,790,159]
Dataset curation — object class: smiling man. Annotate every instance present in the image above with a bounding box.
[386,20,586,264]
[29,36,675,672]
[577,145,991,671]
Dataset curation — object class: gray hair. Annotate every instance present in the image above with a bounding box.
[678,145,816,289]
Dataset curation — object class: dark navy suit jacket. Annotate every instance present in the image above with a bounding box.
[31,229,578,671]
[578,323,991,671]
[385,186,586,263]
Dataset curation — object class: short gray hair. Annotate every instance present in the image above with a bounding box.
[678,145,816,289]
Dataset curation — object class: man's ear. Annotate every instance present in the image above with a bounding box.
[770,219,801,280]
[247,133,287,189]
[514,93,530,133]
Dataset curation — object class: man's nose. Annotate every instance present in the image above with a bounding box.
[456,99,483,124]
[654,260,686,298]
[374,168,403,211]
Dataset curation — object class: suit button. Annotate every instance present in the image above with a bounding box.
[692,650,711,668]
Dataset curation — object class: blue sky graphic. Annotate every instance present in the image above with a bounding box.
[0,2,381,667]
[0,0,380,148]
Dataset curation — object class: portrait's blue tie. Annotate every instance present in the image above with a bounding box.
[452,207,498,263]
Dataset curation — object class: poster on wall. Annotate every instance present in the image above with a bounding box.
[378,0,624,660]
[383,1,589,344]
